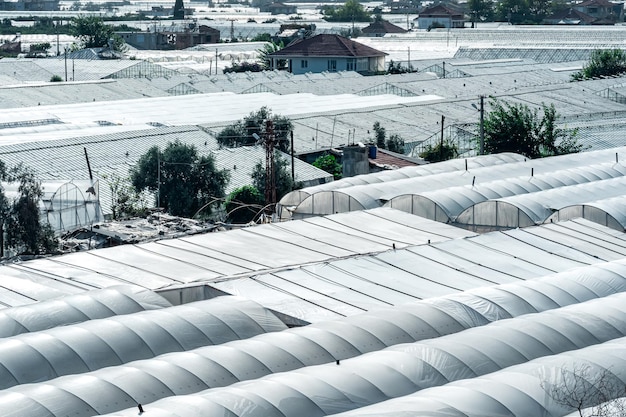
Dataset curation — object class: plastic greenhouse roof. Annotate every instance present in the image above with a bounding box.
[328,335,626,417]
[207,218,626,322]
[550,194,626,232]
[278,153,525,209]
[0,209,472,304]
[456,176,626,230]
[0,91,442,146]
[96,291,626,417]
[385,161,626,223]
[286,147,626,219]
[0,285,170,337]
[9,258,626,417]
[0,296,286,389]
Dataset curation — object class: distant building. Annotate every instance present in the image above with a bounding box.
[0,0,59,10]
[572,0,623,22]
[118,23,220,50]
[260,2,297,15]
[268,34,387,75]
[415,4,466,29]
[361,20,408,37]
[543,8,596,25]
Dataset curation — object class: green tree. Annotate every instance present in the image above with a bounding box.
[386,134,406,154]
[572,49,626,81]
[313,153,342,180]
[323,0,371,22]
[217,107,293,153]
[482,99,583,158]
[5,166,57,256]
[495,0,530,23]
[251,153,300,202]
[251,33,272,42]
[468,0,494,25]
[373,122,386,149]
[419,140,459,162]
[225,185,265,224]
[130,141,230,218]
[257,41,285,70]
[104,173,148,220]
[69,16,126,51]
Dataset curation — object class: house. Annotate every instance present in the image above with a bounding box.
[118,23,220,50]
[543,8,596,24]
[572,0,623,22]
[361,20,408,37]
[260,2,297,15]
[415,3,466,29]
[267,34,387,75]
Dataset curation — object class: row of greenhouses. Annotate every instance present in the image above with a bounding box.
[279,147,626,232]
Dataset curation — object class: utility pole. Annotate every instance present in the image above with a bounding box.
[264,120,277,209]
[290,130,295,183]
[479,95,485,155]
[440,115,445,161]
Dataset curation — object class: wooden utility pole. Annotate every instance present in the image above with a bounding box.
[264,120,277,208]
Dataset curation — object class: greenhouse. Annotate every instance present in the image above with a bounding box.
[282,147,626,220]
[0,296,286,389]
[277,153,525,219]
[96,292,626,417]
[455,176,626,232]
[2,179,103,235]
[0,208,474,304]
[0,285,170,338]
[548,194,626,232]
[329,336,626,417]
[207,218,626,322]
[4,261,626,417]
[385,161,626,223]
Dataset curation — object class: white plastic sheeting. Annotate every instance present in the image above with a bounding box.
[4,259,626,417]
[0,296,286,389]
[3,179,103,235]
[284,147,626,220]
[0,208,474,297]
[278,153,525,216]
[209,218,626,322]
[456,176,626,232]
[0,285,170,338]
[386,161,626,223]
[99,292,626,417]
[329,336,626,417]
[548,194,626,232]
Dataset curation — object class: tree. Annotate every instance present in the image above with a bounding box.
[257,41,285,70]
[130,141,230,218]
[225,185,265,224]
[572,49,626,81]
[322,0,371,22]
[216,107,293,153]
[482,99,583,158]
[541,363,626,417]
[69,16,126,51]
[312,154,342,180]
[251,153,300,202]
[419,140,459,162]
[4,166,57,257]
[104,173,148,220]
[373,122,386,149]
[387,134,405,154]
[468,0,494,25]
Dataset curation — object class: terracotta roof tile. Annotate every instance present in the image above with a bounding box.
[269,34,387,58]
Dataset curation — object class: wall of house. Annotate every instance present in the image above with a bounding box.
[286,57,384,75]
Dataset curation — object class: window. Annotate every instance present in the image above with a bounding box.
[347,59,355,71]
[327,59,337,72]
[301,60,308,68]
